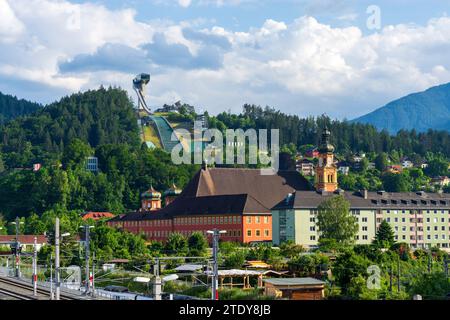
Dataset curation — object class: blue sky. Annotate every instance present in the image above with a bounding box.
[1,0,450,119]
[73,0,450,32]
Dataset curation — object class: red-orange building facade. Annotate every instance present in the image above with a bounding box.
[109,213,273,243]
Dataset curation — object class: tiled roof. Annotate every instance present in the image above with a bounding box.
[273,190,450,210]
[82,212,115,220]
[263,277,325,286]
[113,194,271,222]
[0,235,47,244]
[179,167,312,209]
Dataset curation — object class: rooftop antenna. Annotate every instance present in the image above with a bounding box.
[133,73,152,114]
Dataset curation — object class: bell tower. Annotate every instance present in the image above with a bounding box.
[141,185,162,211]
[315,128,338,192]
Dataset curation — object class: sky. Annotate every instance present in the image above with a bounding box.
[1,0,450,119]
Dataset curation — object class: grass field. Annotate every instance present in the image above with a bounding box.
[142,123,162,149]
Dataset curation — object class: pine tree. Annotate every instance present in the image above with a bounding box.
[0,152,4,172]
[374,220,395,248]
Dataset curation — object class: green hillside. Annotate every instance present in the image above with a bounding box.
[0,91,41,125]
[0,87,140,168]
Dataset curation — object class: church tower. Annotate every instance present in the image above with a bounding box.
[315,128,338,192]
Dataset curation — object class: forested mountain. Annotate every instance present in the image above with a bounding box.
[0,87,140,168]
[0,87,198,220]
[208,104,450,158]
[0,92,41,125]
[352,82,450,134]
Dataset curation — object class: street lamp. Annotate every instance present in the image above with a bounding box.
[54,217,70,301]
[207,229,226,301]
[10,217,24,277]
[80,225,94,295]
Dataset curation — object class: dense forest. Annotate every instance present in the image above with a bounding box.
[0,87,140,168]
[0,87,199,220]
[0,92,41,125]
[208,104,450,158]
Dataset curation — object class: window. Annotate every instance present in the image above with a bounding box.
[247,230,252,237]
[256,230,261,237]
[394,218,398,222]
[310,226,315,231]
[264,216,269,224]
[310,235,316,241]
[256,216,261,224]
[363,235,368,240]
[264,229,270,237]
[246,216,252,224]
[310,217,315,222]
[362,226,368,231]
[402,218,405,222]
[387,218,391,222]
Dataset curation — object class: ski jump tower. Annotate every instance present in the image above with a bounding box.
[133,73,152,115]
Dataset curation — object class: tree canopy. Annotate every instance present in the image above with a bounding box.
[316,195,358,246]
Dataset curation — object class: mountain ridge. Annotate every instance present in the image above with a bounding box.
[352,82,450,134]
[0,91,42,125]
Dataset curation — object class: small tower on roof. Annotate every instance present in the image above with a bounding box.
[315,127,338,192]
[163,183,182,206]
[141,185,162,211]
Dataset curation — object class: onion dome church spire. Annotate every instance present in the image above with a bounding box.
[315,127,338,192]
[141,185,162,211]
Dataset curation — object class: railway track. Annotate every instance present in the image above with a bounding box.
[0,277,77,300]
[0,287,38,300]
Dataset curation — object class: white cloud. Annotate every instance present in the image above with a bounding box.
[178,0,192,8]
[1,0,450,120]
[0,0,25,43]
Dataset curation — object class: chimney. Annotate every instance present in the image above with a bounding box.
[361,189,368,199]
